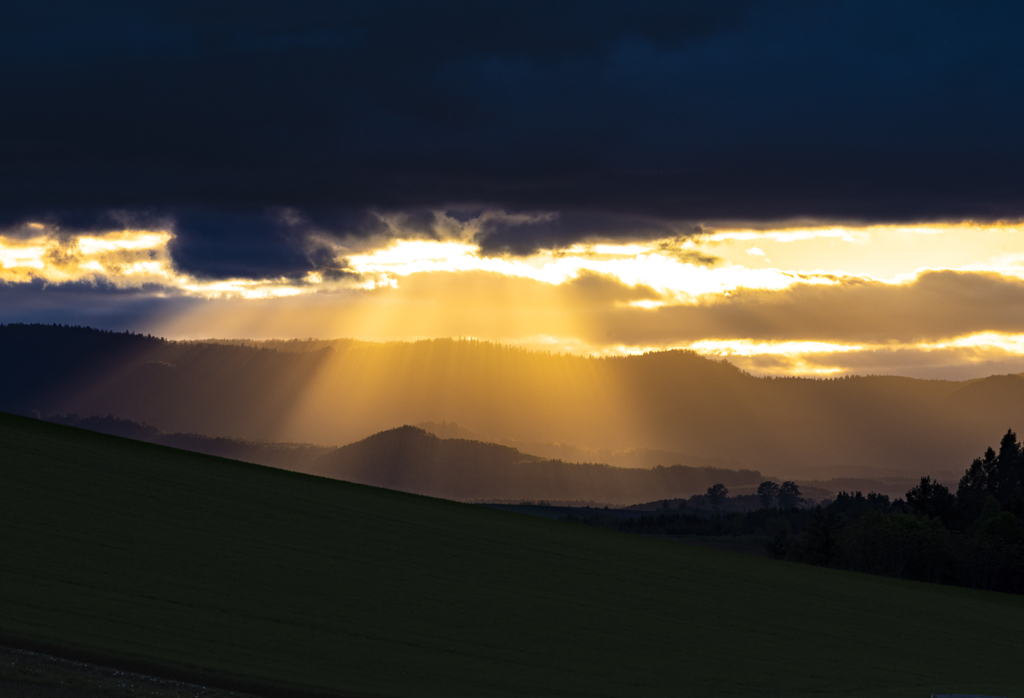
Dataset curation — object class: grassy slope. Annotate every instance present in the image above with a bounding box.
[0,413,1021,698]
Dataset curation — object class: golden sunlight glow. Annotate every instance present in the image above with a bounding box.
[687,339,869,357]
[0,242,47,271]
[345,238,839,302]
[698,221,1024,283]
[76,231,173,255]
[669,332,1024,376]
[7,220,1024,304]
[691,333,1024,360]
[7,218,1024,377]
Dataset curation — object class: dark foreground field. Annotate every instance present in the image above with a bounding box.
[0,644,256,697]
[1,412,1022,698]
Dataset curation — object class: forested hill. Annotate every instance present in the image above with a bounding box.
[3,323,1024,476]
[311,426,766,504]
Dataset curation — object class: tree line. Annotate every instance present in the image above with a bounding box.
[564,429,1024,595]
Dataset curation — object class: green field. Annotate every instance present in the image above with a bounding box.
[0,412,1021,698]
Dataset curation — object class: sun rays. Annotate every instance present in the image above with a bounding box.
[5,219,1024,377]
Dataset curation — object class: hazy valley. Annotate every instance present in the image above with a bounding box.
[5,323,1021,485]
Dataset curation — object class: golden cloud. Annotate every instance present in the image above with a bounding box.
[7,220,1024,378]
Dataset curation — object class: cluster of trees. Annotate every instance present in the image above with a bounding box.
[755,480,805,510]
[565,430,1024,595]
[770,474,1023,593]
[648,480,810,515]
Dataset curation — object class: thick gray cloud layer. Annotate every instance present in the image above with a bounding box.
[3,1,1024,277]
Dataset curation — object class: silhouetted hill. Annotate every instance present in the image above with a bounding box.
[1,324,332,443]
[42,413,332,470]
[313,426,767,504]
[33,414,897,503]
[4,323,1023,476]
[40,413,824,503]
[949,373,1024,411]
[416,420,747,470]
[0,324,168,412]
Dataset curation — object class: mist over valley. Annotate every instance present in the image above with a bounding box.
[6,324,1020,484]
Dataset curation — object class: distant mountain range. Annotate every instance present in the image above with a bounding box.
[3,323,1020,478]
[30,414,778,505]
[25,412,926,505]
[415,420,749,470]
[42,413,333,470]
[309,425,775,505]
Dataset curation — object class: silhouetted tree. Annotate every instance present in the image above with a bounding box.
[906,476,956,524]
[957,429,1024,521]
[559,429,1024,595]
[757,481,780,509]
[958,447,996,521]
[777,481,803,509]
[706,483,728,513]
[992,429,1022,504]
[866,492,890,511]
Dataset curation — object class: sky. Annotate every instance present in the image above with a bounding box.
[3,1,1024,378]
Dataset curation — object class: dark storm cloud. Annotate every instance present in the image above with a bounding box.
[475,211,686,255]
[0,281,197,332]
[3,1,1024,276]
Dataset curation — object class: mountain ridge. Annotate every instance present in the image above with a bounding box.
[19,411,922,502]
[3,323,1022,476]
